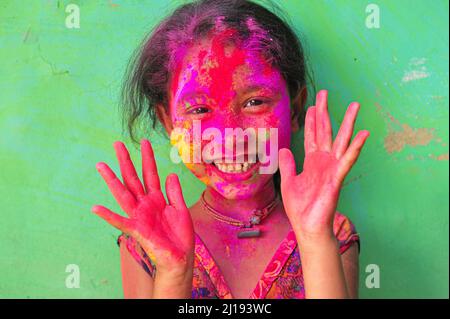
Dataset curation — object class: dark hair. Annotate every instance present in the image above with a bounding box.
[120,0,313,194]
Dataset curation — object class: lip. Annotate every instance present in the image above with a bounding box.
[206,153,259,163]
[208,160,262,182]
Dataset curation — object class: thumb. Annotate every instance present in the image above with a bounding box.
[92,205,135,236]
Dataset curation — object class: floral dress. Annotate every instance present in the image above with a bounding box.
[117,211,360,299]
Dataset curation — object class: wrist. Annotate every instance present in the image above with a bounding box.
[153,266,193,299]
[157,264,193,281]
[296,229,338,254]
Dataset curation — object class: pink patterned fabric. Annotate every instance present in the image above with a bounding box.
[117,211,360,299]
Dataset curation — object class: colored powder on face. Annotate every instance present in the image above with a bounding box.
[203,29,246,108]
[167,26,292,198]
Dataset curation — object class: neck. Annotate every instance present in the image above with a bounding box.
[202,179,278,222]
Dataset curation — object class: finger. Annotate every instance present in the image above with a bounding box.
[141,139,162,193]
[164,175,193,252]
[164,205,194,252]
[315,90,333,152]
[91,205,135,235]
[96,162,137,215]
[304,106,317,153]
[165,173,187,212]
[278,148,296,181]
[113,141,146,199]
[336,130,370,184]
[332,102,360,159]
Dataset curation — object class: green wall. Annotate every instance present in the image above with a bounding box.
[0,0,448,298]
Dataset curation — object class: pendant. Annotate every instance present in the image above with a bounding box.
[237,227,261,238]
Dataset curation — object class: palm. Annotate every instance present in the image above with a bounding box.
[279,90,369,236]
[133,194,193,267]
[282,151,340,235]
[92,139,194,271]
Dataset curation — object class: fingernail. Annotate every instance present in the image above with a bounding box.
[113,141,123,149]
[279,148,289,157]
[359,130,370,138]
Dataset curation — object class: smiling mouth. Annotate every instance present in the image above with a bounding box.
[210,153,261,175]
[212,160,259,173]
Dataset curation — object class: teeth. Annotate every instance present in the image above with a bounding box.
[213,161,255,173]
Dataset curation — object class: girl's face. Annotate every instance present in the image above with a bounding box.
[166,29,292,200]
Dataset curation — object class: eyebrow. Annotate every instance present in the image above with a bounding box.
[177,90,210,103]
[176,84,278,104]
[238,84,278,96]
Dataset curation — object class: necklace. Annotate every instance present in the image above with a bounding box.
[200,191,280,238]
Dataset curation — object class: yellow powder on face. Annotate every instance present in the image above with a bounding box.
[199,174,210,185]
[170,131,193,164]
[198,56,219,88]
[231,63,251,91]
[170,120,195,163]
[170,124,211,187]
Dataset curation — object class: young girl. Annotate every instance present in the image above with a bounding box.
[92,0,369,299]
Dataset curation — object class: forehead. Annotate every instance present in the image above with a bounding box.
[169,30,283,100]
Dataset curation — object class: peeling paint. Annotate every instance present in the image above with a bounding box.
[401,57,430,83]
[402,70,430,83]
[430,153,449,161]
[375,102,440,154]
[108,0,119,8]
[384,124,435,154]
[406,153,449,161]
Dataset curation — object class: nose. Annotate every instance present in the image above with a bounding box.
[218,114,257,161]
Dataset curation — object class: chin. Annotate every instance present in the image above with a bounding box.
[184,162,275,200]
[208,174,274,200]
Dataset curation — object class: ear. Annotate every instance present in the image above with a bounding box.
[290,86,308,133]
[155,104,173,136]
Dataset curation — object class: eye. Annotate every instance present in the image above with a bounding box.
[188,106,210,115]
[244,98,265,108]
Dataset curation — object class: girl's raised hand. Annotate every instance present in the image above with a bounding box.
[92,139,194,275]
[278,90,370,240]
